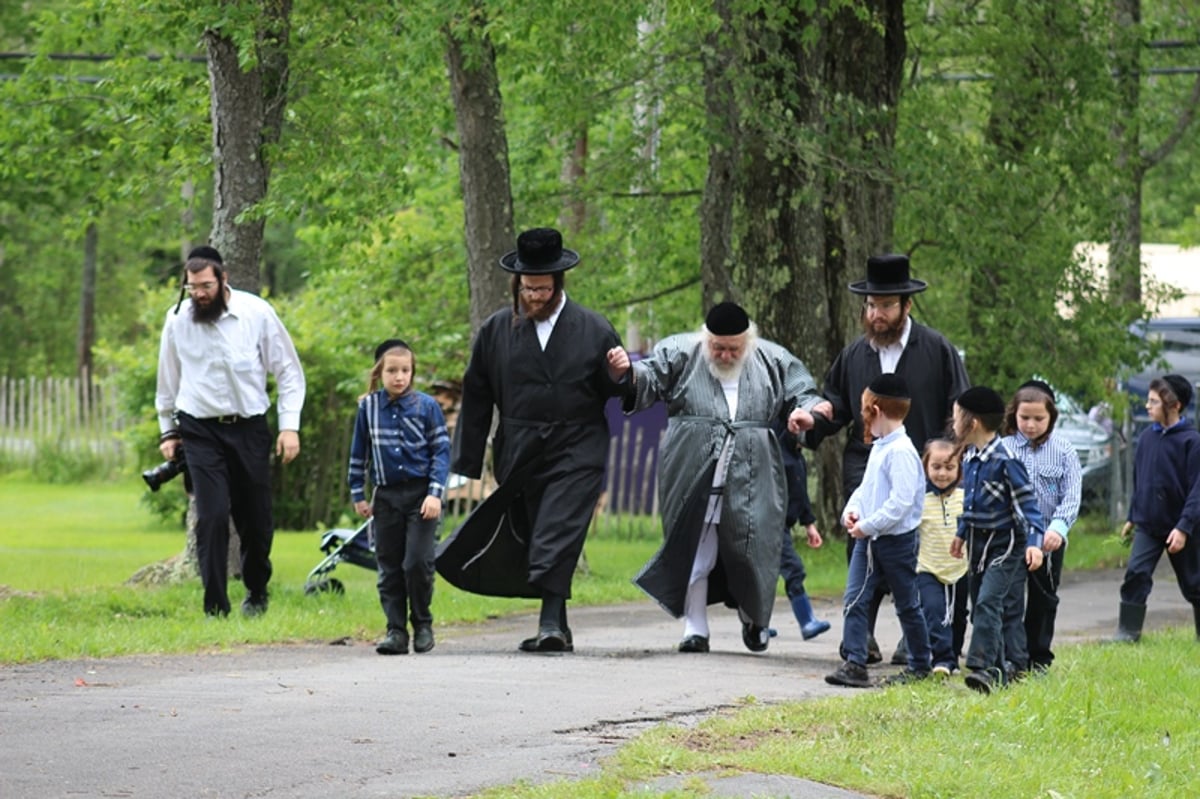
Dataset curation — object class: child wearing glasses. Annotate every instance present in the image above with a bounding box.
[1113,374,1200,643]
[348,339,450,656]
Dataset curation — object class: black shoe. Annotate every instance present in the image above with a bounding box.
[518,627,572,653]
[890,638,908,666]
[881,668,931,687]
[376,629,409,655]
[866,635,883,664]
[678,635,710,653]
[742,622,769,653]
[413,626,435,653]
[241,592,268,618]
[825,661,872,688]
[965,667,1004,695]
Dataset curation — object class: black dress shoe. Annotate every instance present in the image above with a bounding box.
[518,627,573,653]
[742,622,769,652]
[413,626,435,653]
[678,635,710,653]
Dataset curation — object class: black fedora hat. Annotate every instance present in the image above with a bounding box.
[499,228,580,275]
[848,254,927,296]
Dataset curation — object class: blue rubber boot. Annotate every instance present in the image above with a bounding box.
[791,593,831,640]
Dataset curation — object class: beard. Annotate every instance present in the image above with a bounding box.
[189,287,228,323]
[702,327,758,383]
[861,311,906,347]
[519,289,563,322]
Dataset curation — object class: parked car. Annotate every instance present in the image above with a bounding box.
[1121,317,1200,434]
[1051,388,1117,509]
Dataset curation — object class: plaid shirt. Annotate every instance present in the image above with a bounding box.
[348,389,450,503]
[957,434,1045,548]
[1001,430,1081,539]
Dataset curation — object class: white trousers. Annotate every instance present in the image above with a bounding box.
[683,495,722,638]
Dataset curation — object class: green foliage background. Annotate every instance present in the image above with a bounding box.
[2,1,1199,528]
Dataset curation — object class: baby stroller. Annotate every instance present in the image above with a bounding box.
[303,519,376,595]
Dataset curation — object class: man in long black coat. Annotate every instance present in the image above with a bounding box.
[436,228,627,653]
[808,254,969,661]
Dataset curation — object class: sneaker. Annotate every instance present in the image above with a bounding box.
[376,629,409,655]
[964,667,1004,695]
[881,668,930,687]
[413,626,435,654]
[931,663,955,678]
[825,661,872,688]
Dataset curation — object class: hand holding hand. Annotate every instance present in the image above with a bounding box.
[1026,545,1044,571]
[787,407,815,434]
[606,347,631,382]
[1043,531,1065,553]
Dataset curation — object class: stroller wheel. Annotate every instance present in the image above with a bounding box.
[304,578,345,596]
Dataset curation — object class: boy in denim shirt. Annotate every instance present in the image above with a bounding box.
[949,386,1045,694]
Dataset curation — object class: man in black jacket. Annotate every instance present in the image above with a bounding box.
[436,228,627,653]
[808,254,969,662]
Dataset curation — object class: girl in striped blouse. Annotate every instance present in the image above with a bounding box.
[1000,380,1081,676]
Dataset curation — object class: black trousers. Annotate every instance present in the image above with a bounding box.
[372,480,438,632]
[179,412,274,615]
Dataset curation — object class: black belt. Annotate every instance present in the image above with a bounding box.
[181,411,263,425]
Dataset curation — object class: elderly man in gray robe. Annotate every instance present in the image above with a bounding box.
[606,302,830,653]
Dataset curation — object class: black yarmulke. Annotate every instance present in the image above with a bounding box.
[1163,374,1194,410]
[705,302,750,336]
[1018,379,1055,401]
[374,338,410,363]
[957,386,1005,415]
[187,245,223,264]
[868,373,909,400]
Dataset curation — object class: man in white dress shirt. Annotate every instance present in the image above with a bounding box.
[156,245,306,617]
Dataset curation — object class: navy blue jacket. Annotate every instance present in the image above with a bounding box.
[1129,419,1200,536]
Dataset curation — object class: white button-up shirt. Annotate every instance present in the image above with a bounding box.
[156,287,306,433]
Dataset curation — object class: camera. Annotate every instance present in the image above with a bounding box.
[143,451,186,492]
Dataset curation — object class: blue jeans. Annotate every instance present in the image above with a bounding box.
[840,532,932,670]
[916,572,958,668]
[964,529,1025,673]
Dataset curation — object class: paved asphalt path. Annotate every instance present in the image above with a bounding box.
[0,564,1192,799]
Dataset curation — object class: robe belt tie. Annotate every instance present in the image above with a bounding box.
[674,415,770,433]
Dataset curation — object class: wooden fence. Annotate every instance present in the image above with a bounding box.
[0,374,129,463]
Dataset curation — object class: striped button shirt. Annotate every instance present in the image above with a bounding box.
[348,389,450,503]
[1000,430,1082,539]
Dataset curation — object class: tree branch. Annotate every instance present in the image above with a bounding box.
[1142,72,1200,170]
[600,276,701,311]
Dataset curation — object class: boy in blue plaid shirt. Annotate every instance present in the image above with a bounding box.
[949,386,1046,694]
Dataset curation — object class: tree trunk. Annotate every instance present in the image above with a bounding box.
[76,221,97,377]
[1109,0,1143,307]
[700,0,905,528]
[446,11,514,334]
[204,0,292,292]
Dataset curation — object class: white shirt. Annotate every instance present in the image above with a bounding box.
[534,292,567,350]
[870,316,912,374]
[156,287,306,433]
